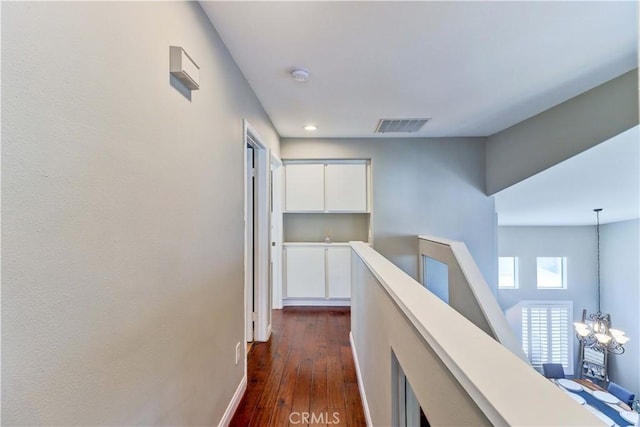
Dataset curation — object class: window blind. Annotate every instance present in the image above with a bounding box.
[521,302,572,374]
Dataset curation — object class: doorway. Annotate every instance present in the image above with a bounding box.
[393,352,431,427]
[244,120,272,343]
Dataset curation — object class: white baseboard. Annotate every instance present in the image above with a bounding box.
[218,374,247,427]
[283,298,351,307]
[350,332,372,427]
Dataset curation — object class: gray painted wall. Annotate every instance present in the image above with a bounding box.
[284,213,370,242]
[486,70,639,195]
[281,138,497,288]
[601,219,640,395]
[497,226,598,375]
[2,2,278,425]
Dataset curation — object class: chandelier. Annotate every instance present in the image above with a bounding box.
[573,209,629,355]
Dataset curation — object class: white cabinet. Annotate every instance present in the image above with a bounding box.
[284,245,352,303]
[327,246,352,298]
[284,162,368,213]
[284,164,324,211]
[325,164,367,212]
[285,247,326,298]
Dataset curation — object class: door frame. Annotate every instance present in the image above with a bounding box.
[245,143,255,343]
[270,155,284,310]
[243,120,271,343]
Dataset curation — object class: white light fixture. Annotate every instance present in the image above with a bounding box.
[170,46,200,90]
[574,209,629,355]
[303,124,318,131]
[291,68,310,82]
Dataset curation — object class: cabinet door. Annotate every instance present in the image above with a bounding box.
[284,164,325,211]
[327,247,351,298]
[285,247,326,298]
[325,164,367,212]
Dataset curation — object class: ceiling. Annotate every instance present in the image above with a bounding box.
[201,1,637,138]
[495,126,640,226]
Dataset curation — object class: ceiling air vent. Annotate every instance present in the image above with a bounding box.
[375,118,430,133]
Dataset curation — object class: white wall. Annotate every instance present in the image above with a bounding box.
[486,70,639,195]
[497,226,598,374]
[281,137,498,288]
[601,219,640,395]
[2,2,278,425]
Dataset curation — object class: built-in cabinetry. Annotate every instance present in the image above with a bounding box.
[284,164,325,212]
[326,246,351,298]
[284,244,351,304]
[282,160,371,306]
[284,163,368,213]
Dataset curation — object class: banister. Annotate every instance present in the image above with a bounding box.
[418,235,529,363]
[350,241,603,426]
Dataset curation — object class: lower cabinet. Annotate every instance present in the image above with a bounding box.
[284,245,352,303]
[285,247,326,298]
[327,246,351,298]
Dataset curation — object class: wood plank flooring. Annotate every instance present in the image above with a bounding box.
[230,307,366,427]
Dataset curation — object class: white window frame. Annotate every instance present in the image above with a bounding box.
[536,257,568,289]
[498,256,519,289]
[519,300,573,375]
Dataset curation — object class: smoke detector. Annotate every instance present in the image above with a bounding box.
[291,68,310,82]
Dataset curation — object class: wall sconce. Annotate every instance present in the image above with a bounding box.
[170,46,200,90]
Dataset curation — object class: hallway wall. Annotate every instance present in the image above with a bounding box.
[2,2,278,425]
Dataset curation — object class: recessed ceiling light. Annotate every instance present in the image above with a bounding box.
[291,68,310,82]
[303,124,318,131]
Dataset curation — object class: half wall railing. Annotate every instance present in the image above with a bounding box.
[349,241,602,426]
[418,235,528,362]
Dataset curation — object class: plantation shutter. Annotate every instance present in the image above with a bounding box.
[521,302,572,373]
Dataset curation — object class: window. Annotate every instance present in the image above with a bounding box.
[521,301,573,374]
[498,257,518,289]
[422,256,449,304]
[536,257,567,289]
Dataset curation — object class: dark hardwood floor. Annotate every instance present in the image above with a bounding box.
[230,307,366,427]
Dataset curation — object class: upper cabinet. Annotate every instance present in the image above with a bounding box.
[284,161,369,213]
[284,164,325,211]
[325,164,367,212]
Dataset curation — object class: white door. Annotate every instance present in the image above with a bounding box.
[284,164,325,211]
[327,247,351,298]
[285,247,326,298]
[325,164,367,212]
[244,120,270,342]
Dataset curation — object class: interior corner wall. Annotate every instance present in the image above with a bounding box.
[496,226,598,374]
[1,2,279,425]
[600,219,640,395]
[486,69,639,195]
[281,137,497,289]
